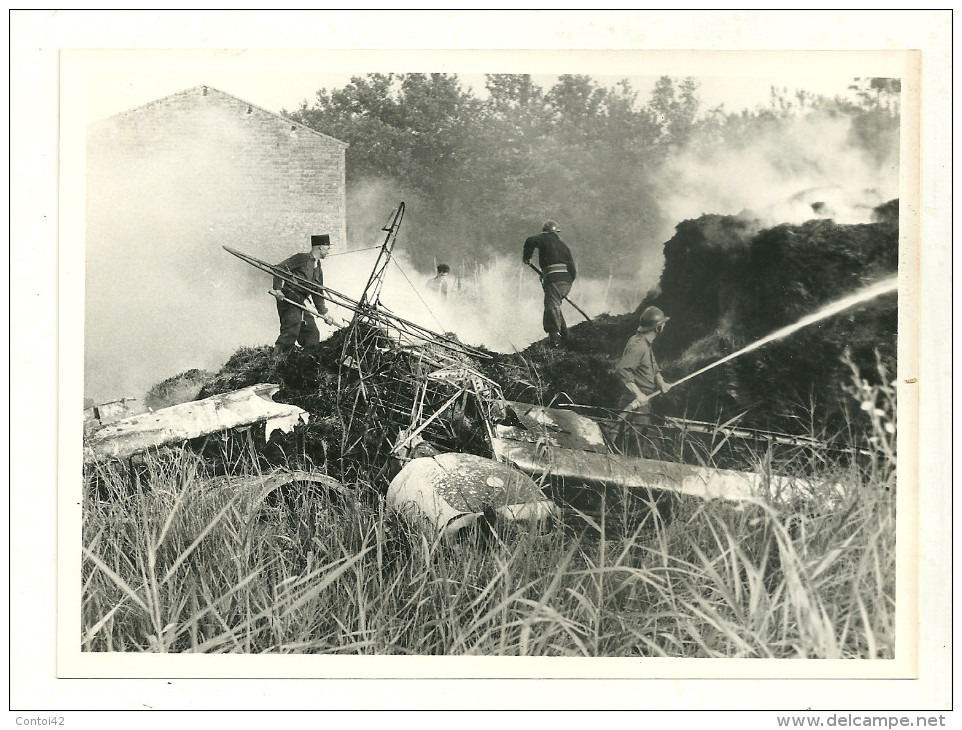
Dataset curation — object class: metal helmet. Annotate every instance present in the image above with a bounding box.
[639,306,670,331]
[542,220,561,233]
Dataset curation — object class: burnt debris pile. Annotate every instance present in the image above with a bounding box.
[196,335,347,474]
[193,199,898,462]
[648,199,898,432]
[480,199,899,434]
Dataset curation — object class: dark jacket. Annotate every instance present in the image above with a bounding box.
[523,232,576,283]
[273,252,328,314]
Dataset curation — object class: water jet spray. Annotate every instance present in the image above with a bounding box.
[662,276,899,395]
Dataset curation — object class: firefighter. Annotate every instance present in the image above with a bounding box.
[601,306,674,455]
[615,306,673,418]
[270,234,337,356]
[426,263,452,298]
[522,220,577,347]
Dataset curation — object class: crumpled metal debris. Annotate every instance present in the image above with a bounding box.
[83,384,309,464]
[492,401,840,507]
[84,397,140,424]
[500,401,609,453]
[387,452,559,541]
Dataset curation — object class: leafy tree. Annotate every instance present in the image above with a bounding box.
[843,78,901,167]
[849,77,901,113]
[647,76,700,151]
[287,73,488,263]
[285,71,899,281]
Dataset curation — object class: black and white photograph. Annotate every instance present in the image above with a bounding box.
[10,8,951,716]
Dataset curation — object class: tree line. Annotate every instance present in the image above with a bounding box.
[285,74,900,278]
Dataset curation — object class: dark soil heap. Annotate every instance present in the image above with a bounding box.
[483,200,899,434]
[650,204,898,432]
[144,368,215,411]
[197,332,348,471]
[195,200,899,455]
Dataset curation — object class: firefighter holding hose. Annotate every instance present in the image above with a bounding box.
[522,220,577,348]
[615,306,673,419]
[270,234,337,356]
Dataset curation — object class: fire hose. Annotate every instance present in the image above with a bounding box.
[633,276,899,410]
[579,275,899,414]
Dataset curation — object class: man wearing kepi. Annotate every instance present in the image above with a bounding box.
[616,306,673,418]
[522,220,577,347]
[270,234,337,356]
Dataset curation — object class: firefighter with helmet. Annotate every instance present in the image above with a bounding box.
[522,220,577,347]
[615,306,673,417]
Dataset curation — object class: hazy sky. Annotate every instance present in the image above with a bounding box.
[73,48,897,124]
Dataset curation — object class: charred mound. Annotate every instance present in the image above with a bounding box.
[144,369,215,411]
[647,203,898,432]
[196,332,349,473]
[483,201,899,434]
[191,199,898,454]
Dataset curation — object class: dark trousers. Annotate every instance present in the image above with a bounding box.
[275,300,320,354]
[543,279,571,341]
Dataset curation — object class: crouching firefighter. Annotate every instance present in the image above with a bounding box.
[271,234,337,356]
[523,220,577,348]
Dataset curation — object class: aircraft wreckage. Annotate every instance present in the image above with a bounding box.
[83,384,309,465]
[84,202,841,540]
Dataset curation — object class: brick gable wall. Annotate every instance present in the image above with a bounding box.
[87,85,347,262]
[84,86,348,402]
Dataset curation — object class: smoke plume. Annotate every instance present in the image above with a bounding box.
[85,98,899,406]
[85,113,292,405]
[325,181,647,353]
[653,112,899,241]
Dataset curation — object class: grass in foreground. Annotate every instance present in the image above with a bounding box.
[81,364,896,657]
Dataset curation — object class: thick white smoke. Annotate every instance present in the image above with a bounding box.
[323,178,652,354]
[85,102,898,406]
[653,112,899,239]
[321,249,636,354]
[85,113,300,405]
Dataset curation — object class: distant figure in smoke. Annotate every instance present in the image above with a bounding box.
[426,263,452,298]
[522,220,577,348]
[270,234,337,356]
[615,306,673,419]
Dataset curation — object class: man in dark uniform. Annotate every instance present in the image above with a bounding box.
[522,220,577,347]
[271,234,337,356]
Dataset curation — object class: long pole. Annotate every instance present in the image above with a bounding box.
[526,262,591,321]
[224,245,492,360]
[272,293,348,328]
